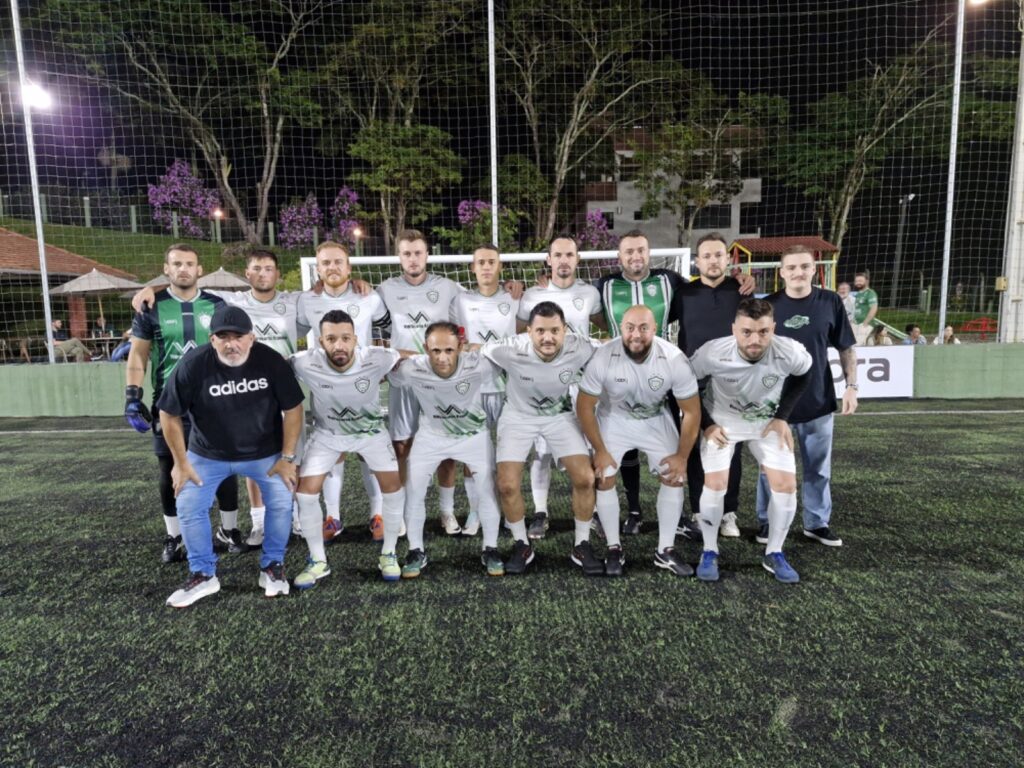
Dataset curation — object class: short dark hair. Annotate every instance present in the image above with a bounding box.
[425,321,460,341]
[779,244,814,262]
[695,232,728,251]
[397,229,429,249]
[474,243,500,254]
[547,234,578,255]
[620,229,648,243]
[164,243,199,262]
[246,249,278,268]
[905,323,920,334]
[528,301,565,326]
[855,271,870,282]
[320,309,354,331]
[736,297,774,321]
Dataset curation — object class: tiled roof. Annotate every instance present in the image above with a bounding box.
[0,227,136,280]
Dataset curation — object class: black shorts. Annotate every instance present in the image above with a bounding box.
[151,405,192,457]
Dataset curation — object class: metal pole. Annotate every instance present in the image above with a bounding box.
[938,0,967,343]
[487,0,500,247]
[998,27,1024,343]
[10,0,55,362]
[890,194,914,307]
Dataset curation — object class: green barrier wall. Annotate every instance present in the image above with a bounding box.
[1,344,1022,416]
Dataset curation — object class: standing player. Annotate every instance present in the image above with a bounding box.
[125,244,238,563]
[576,305,701,577]
[689,298,812,583]
[483,302,601,576]
[851,271,879,346]
[754,245,858,548]
[389,322,504,578]
[517,236,602,539]
[451,244,520,536]
[290,310,407,585]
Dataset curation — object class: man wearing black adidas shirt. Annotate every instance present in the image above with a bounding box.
[157,305,304,608]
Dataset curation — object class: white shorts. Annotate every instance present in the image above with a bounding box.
[700,429,795,474]
[388,384,420,441]
[496,410,589,464]
[599,412,679,478]
[299,428,398,477]
[407,429,495,481]
[482,392,505,430]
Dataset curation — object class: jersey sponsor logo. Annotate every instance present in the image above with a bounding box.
[529,395,570,414]
[317,383,332,389]
[435,404,469,418]
[355,377,371,393]
[330,406,363,420]
[455,380,471,395]
[408,311,431,324]
[208,378,269,397]
[762,374,780,388]
[255,322,284,338]
[426,290,440,304]
[347,304,361,317]
[784,315,810,329]
[274,303,287,315]
[572,297,584,310]
[626,401,663,419]
[648,375,664,391]
[732,399,779,423]
[167,340,199,358]
[559,369,574,384]
[477,330,500,342]
[646,284,658,297]
[615,377,627,383]
[498,302,511,316]
[164,318,178,326]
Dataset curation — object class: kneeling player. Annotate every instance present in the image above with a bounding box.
[576,305,701,577]
[290,310,407,584]
[689,298,812,583]
[391,322,504,578]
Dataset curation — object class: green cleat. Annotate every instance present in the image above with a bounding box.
[481,547,505,577]
[379,552,401,582]
[402,549,428,579]
[293,557,331,590]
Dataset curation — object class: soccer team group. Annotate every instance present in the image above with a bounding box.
[123,229,859,608]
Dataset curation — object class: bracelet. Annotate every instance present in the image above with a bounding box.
[846,383,859,390]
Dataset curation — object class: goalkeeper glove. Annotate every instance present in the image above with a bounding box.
[124,385,153,433]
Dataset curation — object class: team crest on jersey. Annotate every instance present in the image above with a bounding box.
[784,315,810,329]
[455,380,470,395]
[347,304,361,318]
[273,303,286,315]
[573,297,584,311]
[198,315,211,329]
[355,377,371,393]
[648,375,664,391]
[762,374,780,389]
[498,302,511,316]
[559,369,574,384]
[427,290,440,304]
[646,284,657,297]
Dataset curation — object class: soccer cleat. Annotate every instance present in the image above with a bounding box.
[161,534,185,564]
[527,511,549,540]
[402,549,428,579]
[720,512,741,538]
[571,541,605,576]
[258,561,290,597]
[293,557,331,590]
[505,540,535,575]
[370,515,384,542]
[462,510,480,537]
[623,511,642,536]
[215,526,244,554]
[655,548,695,577]
[803,526,843,547]
[440,513,462,536]
[755,523,770,545]
[676,517,701,541]
[481,547,505,577]
[379,552,401,582]
[245,527,264,548]
[323,516,344,542]
[762,552,800,584]
[166,572,220,608]
[604,545,625,577]
[695,550,720,582]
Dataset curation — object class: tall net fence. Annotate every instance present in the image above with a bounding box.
[1,0,1021,359]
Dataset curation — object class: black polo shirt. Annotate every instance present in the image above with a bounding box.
[156,342,304,461]
[672,277,744,357]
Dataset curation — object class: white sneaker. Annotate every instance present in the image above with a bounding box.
[166,573,220,608]
[720,512,741,538]
[462,510,480,537]
[258,562,290,597]
[245,527,264,547]
[440,512,462,536]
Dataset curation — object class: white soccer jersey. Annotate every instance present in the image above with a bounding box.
[296,285,389,347]
[376,273,462,352]
[215,289,308,358]
[518,281,601,339]
[689,335,812,433]
[387,351,492,437]
[483,333,595,417]
[290,346,400,436]
[579,336,699,420]
[453,288,519,395]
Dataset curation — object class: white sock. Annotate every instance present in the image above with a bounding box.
[699,487,726,553]
[406,498,427,552]
[249,505,265,531]
[381,489,405,554]
[574,518,591,545]
[478,487,501,549]
[656,485,685,552]
[323,465,343,521]
[530,455,552,511]
[464,475,479,514]
[438,484,455,516]
[296,492,326,562]
[362,463,382,518]
[595,488,621,548]
[508,518,528,543]
[766,491,798,554]
[164,515,180,538]
[219,509,238,530]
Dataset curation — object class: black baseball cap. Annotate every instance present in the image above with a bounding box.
[210,305,253,335]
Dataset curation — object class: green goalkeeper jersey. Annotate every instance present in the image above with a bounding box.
[594,269,685,338]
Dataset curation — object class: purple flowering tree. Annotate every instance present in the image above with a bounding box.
[327,186,363,248]
[278,193,324,250]
[434,199,521,253]
[575,209,619,251]
[148,160,221,239]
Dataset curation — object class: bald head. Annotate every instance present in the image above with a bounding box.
[620,304,657,361]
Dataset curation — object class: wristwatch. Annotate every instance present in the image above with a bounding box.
[846,383,859,390]
[281,453,297,463]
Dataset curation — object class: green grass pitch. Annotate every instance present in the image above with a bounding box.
[0,400,1022,767]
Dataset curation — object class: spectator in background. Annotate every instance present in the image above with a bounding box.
[851,272,878,346]
[933,325,961,345]
[50,318,96,362]
[867,325,892,346]
[91,315,114,337]
[903,324,927,345]
[837,282,856,328]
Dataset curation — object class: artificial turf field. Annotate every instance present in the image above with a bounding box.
[1,399,1022,768]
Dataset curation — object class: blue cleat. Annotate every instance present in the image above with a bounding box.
[696,550,720,582]
[762,552,800,584]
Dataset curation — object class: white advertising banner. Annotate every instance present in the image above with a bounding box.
[829,346,915,398]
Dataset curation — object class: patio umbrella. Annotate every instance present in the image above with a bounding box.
[49,268,144,318]
[121,274,169,299]
[198,267,249,290]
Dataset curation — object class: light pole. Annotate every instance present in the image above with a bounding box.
[353,227,363,258]
[890,193,916,307]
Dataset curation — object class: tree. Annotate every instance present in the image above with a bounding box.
[497,0,685,243]
[147,160,221,239]
[348,122,462,251]
[34,0,339,244]
[633,85,787,246]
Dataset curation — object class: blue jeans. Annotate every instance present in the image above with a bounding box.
[756,413,834,531]
[177,451,292,575]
